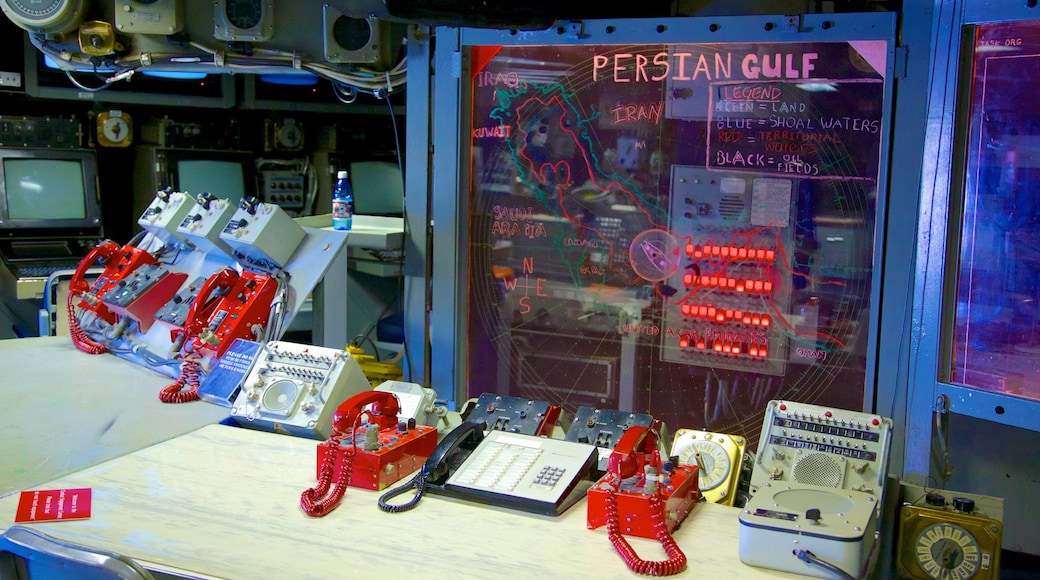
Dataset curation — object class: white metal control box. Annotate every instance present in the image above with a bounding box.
[219,200,305,270]
[138,190,193,245]
[231,341,372,439]
[176,194,237,257]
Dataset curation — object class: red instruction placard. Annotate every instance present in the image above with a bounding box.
[14,488,92,523]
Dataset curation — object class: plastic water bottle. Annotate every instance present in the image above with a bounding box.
[332,170,353,231]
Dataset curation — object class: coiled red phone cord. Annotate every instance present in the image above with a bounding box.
[605,487,687,576]
[159,355,202,403]
[66,290,106,354]
[299,441,354,517]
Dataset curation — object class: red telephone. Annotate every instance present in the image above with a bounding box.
[159,268,277,404]
[301,390,438,517]
[586,425,698,576]
[185,269,278,359]
[67,241,156,354]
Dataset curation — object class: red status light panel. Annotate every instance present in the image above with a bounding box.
[658,166,794,375]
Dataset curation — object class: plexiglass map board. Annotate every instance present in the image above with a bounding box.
[456,16,894,441]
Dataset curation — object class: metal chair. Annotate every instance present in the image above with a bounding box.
[0,526,154,580]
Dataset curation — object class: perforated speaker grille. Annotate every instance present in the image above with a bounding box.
[793,453,843,488]
[262,380,300,414]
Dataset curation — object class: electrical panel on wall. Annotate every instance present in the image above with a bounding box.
[322,5,398,66]
[114,0,184,35]
[660,167,795,376]
[213,0,273,42]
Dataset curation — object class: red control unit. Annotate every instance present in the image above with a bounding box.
[78,246,158,324]
[586,463,699,538]
[188,270,278,359]
[316,424,438,491]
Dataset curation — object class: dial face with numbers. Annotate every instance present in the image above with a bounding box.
[676,438,731,491]
[102,117,130,145]
[914,522,981,579]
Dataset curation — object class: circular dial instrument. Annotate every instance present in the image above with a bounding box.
[629,228,680,282]
[914,522,981,579]
[0,0,84,33]
[225,0,262,30]
[676,437,732,491]
[102,116,130,146]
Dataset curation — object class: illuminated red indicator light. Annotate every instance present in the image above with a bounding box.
[738,248,747,259]
[762,315,771,327]
[686,243,694,256]
[764,281,773,292]
[756,249,766,260]
[703,244,711,255]
[825,411,833,418]
[715,312,725,322]
[725,309,734,320]
[709,277,718,287]
[679,336,689,348]
[743,314,752,325]
[766,250,776,261]
[732,344,741,355]
[711,246,721,257]
[749,345,759,357]
[779,403,787,411]
[681,304,691,315]
[700,275,710,286]
[872,418,880,426]
[700,306,710,317]
[696,339,706,350]
[753,281,763,291]
[722,342,732,353]
[759,346,768,357]
[721,246,730,258]
[728,278,736,289]
[684,273,694,286]
[707,307,716,318]
[713,341,723,352]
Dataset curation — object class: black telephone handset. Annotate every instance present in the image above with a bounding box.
[378,421,485,513]
[424,422,485,486]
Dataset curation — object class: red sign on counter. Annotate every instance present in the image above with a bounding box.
[14,488,92,523]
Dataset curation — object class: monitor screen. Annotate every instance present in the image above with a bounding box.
[3,158,87,220]
[349,160,403,216]
[0,148,101,233]
[176,159,247,204]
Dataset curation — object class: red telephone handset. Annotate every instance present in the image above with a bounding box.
[66,241,121,354]
[180,268,239,340]
[331,390,401,435]
[606,425,658,480]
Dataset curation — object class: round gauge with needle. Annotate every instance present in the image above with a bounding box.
[670,429,746,505]
[914,522,982,579]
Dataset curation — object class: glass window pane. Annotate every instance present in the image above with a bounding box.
[464,40,887,437]
[952,20,1040,402]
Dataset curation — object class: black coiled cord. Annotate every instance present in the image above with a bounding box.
[377,468,428,513]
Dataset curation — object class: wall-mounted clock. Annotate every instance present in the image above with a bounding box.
[670,429,747,505]
[896,504,1002,579]
[97,110,133,148]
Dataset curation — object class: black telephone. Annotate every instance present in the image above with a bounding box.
[379,421,598,516]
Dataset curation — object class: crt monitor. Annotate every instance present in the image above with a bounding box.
[0,148,101,235]
[348,160,403,216]
[161,149,253,205]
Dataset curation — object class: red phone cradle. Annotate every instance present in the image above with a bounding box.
[587,463,699,538]
[316,424,438,491]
